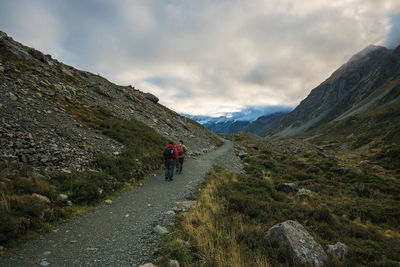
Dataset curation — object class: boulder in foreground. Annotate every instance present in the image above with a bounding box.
[266,220,327,266]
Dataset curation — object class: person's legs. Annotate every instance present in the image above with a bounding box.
[168,161,175,180]
[164,161,169,180]
[178,158,184,173]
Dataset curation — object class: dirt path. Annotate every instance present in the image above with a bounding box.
[0,140,237,267]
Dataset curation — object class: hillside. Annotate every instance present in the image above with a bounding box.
[243,112,288,136]
[266,44,400,138]
[0,31,221,247]
[0,30,220,173]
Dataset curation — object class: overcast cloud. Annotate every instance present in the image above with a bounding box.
[1,0,399,116]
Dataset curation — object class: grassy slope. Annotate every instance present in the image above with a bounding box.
[0,103,168,248]
[161,133,400,266]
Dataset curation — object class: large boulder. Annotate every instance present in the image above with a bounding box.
[144,92,159,103]
[266,220,327,266]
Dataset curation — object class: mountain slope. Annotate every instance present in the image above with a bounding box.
[0,31,220,173]
[0,30,222,247]
[267,44,400,137]
[243,112,288,136]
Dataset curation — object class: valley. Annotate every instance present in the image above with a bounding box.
[0,29,399,267]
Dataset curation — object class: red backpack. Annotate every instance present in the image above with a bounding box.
[176,144,183,156]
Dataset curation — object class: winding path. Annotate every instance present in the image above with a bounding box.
[0,140,235,267]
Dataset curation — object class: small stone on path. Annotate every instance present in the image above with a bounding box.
[164,210,175,215]
[153,225,169,234]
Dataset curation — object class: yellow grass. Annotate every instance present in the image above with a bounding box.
[176,170,271,267]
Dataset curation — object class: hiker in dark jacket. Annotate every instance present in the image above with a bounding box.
[175,140,188,174]
[163,141,178,181]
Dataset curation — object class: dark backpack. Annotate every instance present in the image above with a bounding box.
[163,146,175,160]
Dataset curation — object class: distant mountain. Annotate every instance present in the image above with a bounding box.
[266,44,400,138]
[204,120,251,134]
[183,106,292,134]
[243,112,288,136]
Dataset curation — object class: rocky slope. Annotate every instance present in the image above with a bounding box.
[266,44,400,137]
[0,31,220,173]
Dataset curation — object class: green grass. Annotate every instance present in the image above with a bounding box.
[161,135,400,266]
[0,102,168,248]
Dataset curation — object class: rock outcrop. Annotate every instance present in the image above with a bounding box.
[266,220,328,266]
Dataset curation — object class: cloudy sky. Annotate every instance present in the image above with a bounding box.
[1,0,399,116]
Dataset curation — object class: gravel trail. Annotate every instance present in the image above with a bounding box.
[0,140,237,267]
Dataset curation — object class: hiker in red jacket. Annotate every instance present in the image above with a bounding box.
[175,140,188,174]
[162,141,179,181]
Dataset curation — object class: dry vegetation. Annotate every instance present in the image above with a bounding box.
[161,132,400,266]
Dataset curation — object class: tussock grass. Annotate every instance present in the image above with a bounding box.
[161,134,400,266]
[162,167,272,267]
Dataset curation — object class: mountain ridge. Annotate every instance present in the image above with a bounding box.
[184,106,292,134]
[264,43,400,138]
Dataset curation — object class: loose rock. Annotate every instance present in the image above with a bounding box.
[275,183,298,193]
[59,194,68,200]
[238,150,248,159]
[174,201,197,212]
[295,188,315,200]
[153,225,169,234]
[169,259,180,267]
[266,220,328,266]
[32,193,51,204]
[327,242,348,261]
